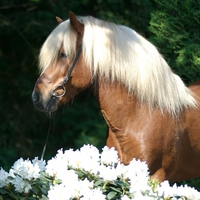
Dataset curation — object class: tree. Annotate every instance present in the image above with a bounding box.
[149,0,200,84]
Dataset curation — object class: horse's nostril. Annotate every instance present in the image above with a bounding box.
[32,91,40,102]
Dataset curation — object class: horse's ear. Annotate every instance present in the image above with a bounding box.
[69,11,84,36]
[56,16,63,24]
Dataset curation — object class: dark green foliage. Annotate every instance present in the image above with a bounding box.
[174,178,200,192]
[149,0,200,84]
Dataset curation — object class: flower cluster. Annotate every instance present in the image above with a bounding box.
[0,157,46,194]
[0,144,200,200]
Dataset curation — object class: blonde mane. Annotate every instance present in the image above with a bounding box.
[39,15,197,116]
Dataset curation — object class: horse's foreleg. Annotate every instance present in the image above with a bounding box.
[150,168,167,183]
[106,128,122,160]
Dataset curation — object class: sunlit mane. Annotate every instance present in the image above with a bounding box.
[39,20,77,72]
[39,16,197,116]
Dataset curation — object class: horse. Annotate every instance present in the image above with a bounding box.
[32,11,200,183]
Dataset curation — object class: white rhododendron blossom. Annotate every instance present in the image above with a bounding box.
[100,146,119,165]
[0,168,9,188]
[4,157,46,193]
[79,144,100,173]
[32,157,46,172]
[12,176,32,193]
[125,159,150,193]
[157,181,200,200]
[9,157,44,180]
[98,164,119,181]
[0,144,200,200]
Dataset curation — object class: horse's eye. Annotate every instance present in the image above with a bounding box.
[60,52,67,58]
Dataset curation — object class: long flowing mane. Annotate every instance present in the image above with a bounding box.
[39,15,197,116]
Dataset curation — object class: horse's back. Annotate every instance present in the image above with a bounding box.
[189,80,200,93]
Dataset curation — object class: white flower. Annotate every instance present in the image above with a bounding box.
[80,144,100,161]
[134,191,156,199]
[2,144,200,199]
[157,181,200,200]
[66,147,99,172]
[124,159,150,193]
[58,169,78,186]
[47,145,100,174]
[48,184,72,200]
[78,144,100,173]
[7,157,42,193]
[32,157,46,172]
[121,195,131,200]
[100,146,119,166]
[25,161,41,179]
[74,179,94,199]
[115,162,127,178]
[126,159,149,179]
[9,158,40,180]
[45,157,59,177]
[46,149,72,179]
[0,168,9,188]
[12,176,32,193]
[177,184,200,200]
[98,164,119,181]
[10,158,24,176]
[81,187,106,200]
[48,179,94,200]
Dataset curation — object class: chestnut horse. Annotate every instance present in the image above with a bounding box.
[32,12,200,183]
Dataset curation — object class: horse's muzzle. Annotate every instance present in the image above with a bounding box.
[32,90,58,112]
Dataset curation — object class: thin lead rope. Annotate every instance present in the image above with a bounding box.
[41,115,52,160]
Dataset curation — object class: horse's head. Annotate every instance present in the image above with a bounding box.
[32,12,92,112]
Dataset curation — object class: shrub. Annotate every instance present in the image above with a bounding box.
[149,0,200,84]
[0,145,200,200]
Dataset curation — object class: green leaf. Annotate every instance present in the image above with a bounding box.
[107,191,117,200]
[109,186,122,193]
[31,186,39,194]
[0,189,8,195]
[116,180,129,187]
[94,179,104,187]
[39,195,48,200]
[40,187,48,195]
[53,179,61,185]
[28,197,38,200]
[40,172,53,182]
[75,169,86,179]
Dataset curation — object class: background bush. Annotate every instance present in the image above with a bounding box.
[149,0,200,84]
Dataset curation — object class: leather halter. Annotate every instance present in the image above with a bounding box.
[52,45,82,98]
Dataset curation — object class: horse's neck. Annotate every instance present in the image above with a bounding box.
[93,79,145,162]
[94,78,147,132]
[93,78,172,165]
